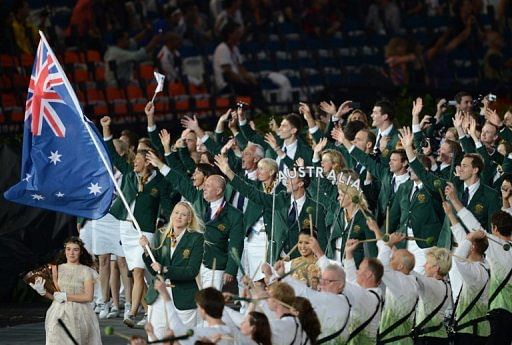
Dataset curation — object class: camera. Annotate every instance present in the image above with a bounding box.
[487,93,497,102]
[448,100,457,106]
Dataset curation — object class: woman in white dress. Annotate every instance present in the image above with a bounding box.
[30,237,101,345]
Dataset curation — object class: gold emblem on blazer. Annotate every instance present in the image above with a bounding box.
[150,188,159,197]
[303,218,311,228]
[353,225,361,233]
[417,193,427,203]
[217,224,226,232]
[474,203,484,215]
[182,249,191,259]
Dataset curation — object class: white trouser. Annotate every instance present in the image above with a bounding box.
[148,287,197,340]
[200,264,224,290]
[407,227,427,274]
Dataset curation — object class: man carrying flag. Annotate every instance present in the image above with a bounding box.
[4,32,114,219]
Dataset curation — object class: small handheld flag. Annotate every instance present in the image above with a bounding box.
[151,71,165,102]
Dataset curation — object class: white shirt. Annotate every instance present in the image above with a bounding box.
[392,172,410,193]
[231,171,257,213]
[170,229,186,257]
[208,197,225,221]
[374,124,394,151]
[463,180,480,206]
[289,193,306,219]
[276,139,298,171]
[213,42,243,90]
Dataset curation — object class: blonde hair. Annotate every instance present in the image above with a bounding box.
[258,158,278,177]
[321,149,346,174]
[155,201,204,250]
[337,180,369,212]
[348,109,368,126]
[426,247,452,276]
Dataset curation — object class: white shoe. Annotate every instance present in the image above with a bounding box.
[94,303,102,314]
[107,306,119,319]
[135,314,148,328]
[123,303,132,320]
[99,302,110,319]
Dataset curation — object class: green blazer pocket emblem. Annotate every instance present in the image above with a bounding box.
[150,188,159,197]
[217,224,226,232]
[182,249,191,259]
[417,193,427,203]
[353,225,361,233]
[474,203,484,215]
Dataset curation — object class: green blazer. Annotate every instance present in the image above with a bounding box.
[239,122,313,167]
[389,180,442,249]
[350,146,398,225]
[144,230,204,310]
[106,139,171,232]
[163,168,244,276]
[372,126,400,161]
[230,175,327,262]
[409,158,501,247]
[325,206,378,267]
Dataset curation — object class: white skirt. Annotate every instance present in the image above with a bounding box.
[119,220,154,270]
[79,220,93,255]
[91,213,124,257]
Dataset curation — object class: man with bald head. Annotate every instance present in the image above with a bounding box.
[147,152,244,291]
[367,219,419,344]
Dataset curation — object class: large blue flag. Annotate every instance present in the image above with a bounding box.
[4,32,114,219]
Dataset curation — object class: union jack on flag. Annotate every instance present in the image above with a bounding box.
[4,32,114,219]
[25,43,66,137]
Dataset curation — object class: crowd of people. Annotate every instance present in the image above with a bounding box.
[28,90,512,345]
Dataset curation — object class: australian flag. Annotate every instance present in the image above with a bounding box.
[4,32,114,219]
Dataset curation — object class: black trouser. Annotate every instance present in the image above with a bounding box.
[414,336,449,345]
[454,333,487,345]
[487,308,512,345]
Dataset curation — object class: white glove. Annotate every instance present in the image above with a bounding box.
[53,291,67,303]
[29,277,46,296]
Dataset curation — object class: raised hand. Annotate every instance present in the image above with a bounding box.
[214,154,231,176]
[159,129,171,149]
[452,110,464,129]
[436,98,447,113]
[319,101,336,116]
[218,109,231,123]
[181,115,200,132]
[100,116,111,127]
[313,137,328,154]
[220,138,236,155]
[444,182,458,202]
[468,116,478,141]
[331,127,346,144]
[486,108,503,127]
[398,126,414,148]
[366,218,382,239]
[145,101,155,120]
[338,100,353,117]
[274,260,285,277]
[411,97,423,119]
[442,201,454,215]
[387,232,405,247]
[295,157,305,167]
[345,239,360,257]
[146,151,164,169]
[264,132,279,151]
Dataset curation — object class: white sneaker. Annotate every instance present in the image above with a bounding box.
[135,314,148,328]
[106,306,119,319]
[99,302,111,319]
[123,303,132,320]
[94,302,103,314]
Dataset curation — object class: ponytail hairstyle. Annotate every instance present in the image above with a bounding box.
[248,311,272,345]
[292,297,321,345]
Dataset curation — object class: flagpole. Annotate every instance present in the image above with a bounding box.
[38,31,159,265]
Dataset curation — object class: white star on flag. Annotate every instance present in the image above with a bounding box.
[55,192,65,198]
[23,173,32,182]
[48,150,62,165]
[31,194,45,200]
[88,182,102,196]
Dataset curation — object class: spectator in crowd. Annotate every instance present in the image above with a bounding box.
[104,29,160,86]
[11,1,38,54]
[366,0,402,35]
[214,0,244,37]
